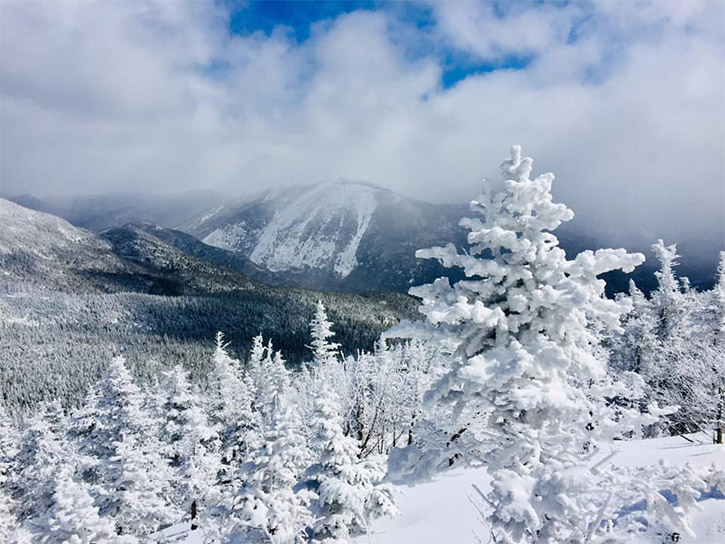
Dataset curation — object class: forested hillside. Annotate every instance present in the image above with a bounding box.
[0,199,417,410]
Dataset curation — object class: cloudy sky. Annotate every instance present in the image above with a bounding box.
[1,0,723,241]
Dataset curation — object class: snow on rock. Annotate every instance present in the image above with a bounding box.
[203,221,249,252]
[248,182,377,278]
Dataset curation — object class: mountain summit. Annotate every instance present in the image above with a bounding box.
[183,181,468,292]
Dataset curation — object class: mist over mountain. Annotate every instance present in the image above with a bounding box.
[8,181,723,297]
[7,190,228,232]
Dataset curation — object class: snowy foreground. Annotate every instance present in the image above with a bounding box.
[161,433,723,544]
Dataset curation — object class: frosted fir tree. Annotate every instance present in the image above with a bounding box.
[160,366,221,528]
[305,385,397,541]
[30,466,133,544]
[713,252,725,346]
[0,402,19,486]
[0,484,29,544]
[0,405,28,544]
[102,432,180,537]
[72,357,160,466]
[308,301,341,366]
[207,332,261,465]
[73,357,177,535]
[10,401,70,522]
[228,401,312,544]
[651,240,690,340]
[400,146,669,542]
[248,337,290,426]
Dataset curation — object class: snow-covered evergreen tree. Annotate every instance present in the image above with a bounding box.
[228,399,312,543]
[713,252,725,346]
[31,466,132,544]
[207,332,261,465]
[10,401,70,523]
[72,357,178,536]
[306,384,396,540]
[102,431,180,537]
[651,240,690,341]
[160,365,221,527]
[249,338,290,426]
[0,404,28,544]
[398,146,664,542]
[309,301,341,367]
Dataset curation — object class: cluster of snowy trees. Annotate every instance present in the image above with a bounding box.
[1,302,449,542]
[0,289,414,410]
[2,146,724,543]
[610,243,725,436]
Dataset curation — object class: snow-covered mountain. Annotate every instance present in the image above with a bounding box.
[0,197,132,292]
[183,180,468,292]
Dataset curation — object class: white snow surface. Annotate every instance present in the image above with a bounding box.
[164,433,723,544]
[0,198,98,256]
[202,182,378,278]
[250,182,377,278]
[203,221,249,252]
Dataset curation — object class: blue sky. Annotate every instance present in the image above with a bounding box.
[0,0,723,241]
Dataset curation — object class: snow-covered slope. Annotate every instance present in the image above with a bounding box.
[183,181,468,292]
[354,434,725,544]
[0,197,129,291]
[248,182,377,277]
[196,182,380,277]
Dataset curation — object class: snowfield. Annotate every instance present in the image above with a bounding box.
[163,433,723,544]
[354,433,725,544]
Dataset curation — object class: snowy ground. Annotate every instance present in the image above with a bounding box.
[354,433,724,544]
[163,433,724,544]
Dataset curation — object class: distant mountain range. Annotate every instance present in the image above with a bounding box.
[6,181,723,296]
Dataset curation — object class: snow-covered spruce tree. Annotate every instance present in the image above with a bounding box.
[248,337,290,427]
[0,403,29,543]
[207,332,262,470]
[713,252,725,346]
[309,301,341,367]
[305,384,396,541]
[30,465,134,544]
[160,365,221,529]
[10,401,70,523]
[102,431,180,538]
[615,245,725,436]
[0,402,19,491]
[399,146,669,542]
[227,398,312,543]
[650,240,690,341]
[73,357,179,536]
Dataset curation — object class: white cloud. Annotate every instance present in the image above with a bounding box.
[0,0,722,243]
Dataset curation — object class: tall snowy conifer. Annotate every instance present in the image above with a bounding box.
[230,399,312,544]
[401,146,657,542]
[74,357,178,535]
[32,466,133,544]
[208,332,261,467]
[651,240,690,340]
[309,301,340,366]
[160,366,221,526]
[11,401,70,522]
[306,385,397,540]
